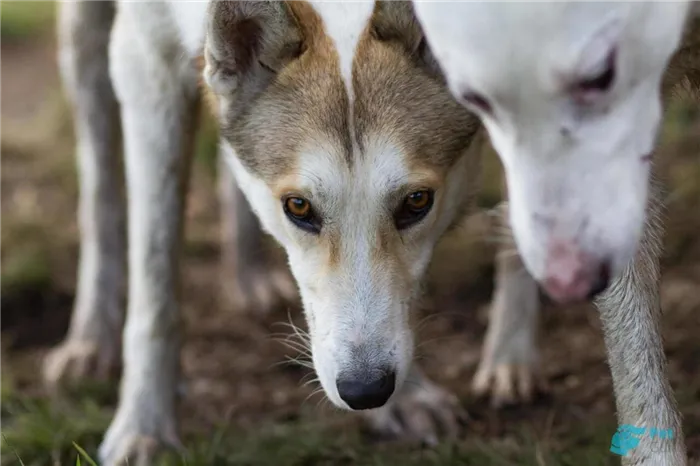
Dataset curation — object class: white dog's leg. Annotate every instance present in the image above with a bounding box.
[362,365,465,445]
[596,184,685,466]
[473,203,541,407]
[44,1,126,385]
[98,4,199,464]
[217,149,297,314]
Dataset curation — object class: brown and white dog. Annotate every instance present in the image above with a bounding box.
[48,2,490,464]
[44,1,691,465]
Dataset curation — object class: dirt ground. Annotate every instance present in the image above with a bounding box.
[2,4,700,466]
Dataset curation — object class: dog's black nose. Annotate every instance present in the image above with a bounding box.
[586,260,612,300]
[336,371,396,410]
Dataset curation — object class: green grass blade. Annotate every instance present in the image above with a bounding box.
[73,442,98,466]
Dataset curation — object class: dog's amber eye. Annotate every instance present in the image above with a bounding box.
[283,196,321,234]
[285,197,310,218]
[405,191,431,211]
[395,189,434,230]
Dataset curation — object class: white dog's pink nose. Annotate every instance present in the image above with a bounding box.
[542,240,611,304]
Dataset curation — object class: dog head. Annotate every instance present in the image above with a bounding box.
[414,2,691,303]
[204,1,479,410]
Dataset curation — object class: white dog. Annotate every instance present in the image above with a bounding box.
[414,2,700,465]
[45,1,694,465]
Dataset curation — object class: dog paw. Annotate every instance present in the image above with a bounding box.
[99,399,181,466]
[43,338,120,387]
[222,267,297,315]
[363,372,466,445]
[472,362,541,407]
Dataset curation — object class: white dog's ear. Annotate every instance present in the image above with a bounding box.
[204,1,301,97]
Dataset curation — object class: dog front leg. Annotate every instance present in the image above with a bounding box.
[595,184,686,466]
[44,0,125,386]
[98,4,200,465]
[472,202,542,407]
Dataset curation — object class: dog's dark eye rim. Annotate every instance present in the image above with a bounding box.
[394,189,435,230]
[282,195,321,234]
[461,90,493,114]
[573,49,617,95]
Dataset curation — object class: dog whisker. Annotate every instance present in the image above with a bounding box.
[301,376,320,388]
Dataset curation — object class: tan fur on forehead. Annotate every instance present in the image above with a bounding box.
[217,0,480,184]
[354,3,480,173]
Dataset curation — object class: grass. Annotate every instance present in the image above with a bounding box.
[0,215,54,302]
[0,1,55,41]
[194,113,221,178]
[0,243,51,297]
[0,399,623,466]
[2,356,627,466]
[0,366,626,466]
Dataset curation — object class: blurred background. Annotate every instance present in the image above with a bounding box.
[1,2,699,465]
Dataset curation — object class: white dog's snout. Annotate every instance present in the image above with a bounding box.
[541,237,613,304]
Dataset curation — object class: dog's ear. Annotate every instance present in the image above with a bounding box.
[204,1,302,97]
[370,1,443,79]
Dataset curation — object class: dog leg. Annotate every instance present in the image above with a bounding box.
[362,365,466,445]
[595,184,685,466]
[98,4,199,464]
[472,203,541,407]
[44,1,125,386]
[218,149,297,314]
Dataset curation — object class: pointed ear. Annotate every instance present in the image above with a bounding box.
[203,1,302,97]
[370,1,443,79]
